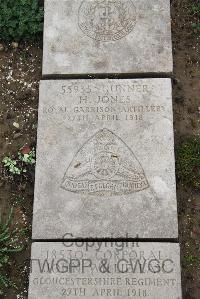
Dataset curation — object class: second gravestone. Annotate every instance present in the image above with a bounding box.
[43,0,172,76]
[32,78,178,239]
[28,242,182,299]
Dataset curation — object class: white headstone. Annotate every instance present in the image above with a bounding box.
[32,78,178,239]
[43,0,173,76]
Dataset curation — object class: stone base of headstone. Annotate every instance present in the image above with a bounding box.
[28,241,182,299]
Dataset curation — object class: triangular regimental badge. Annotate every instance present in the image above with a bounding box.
[61,128,149,196]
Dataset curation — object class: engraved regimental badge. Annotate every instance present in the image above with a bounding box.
[61,129,149,196]
[78,0,137,42]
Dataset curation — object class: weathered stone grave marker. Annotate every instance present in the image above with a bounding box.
[43,0,173,76]
[29,242,182,299]
[32,79,178,240]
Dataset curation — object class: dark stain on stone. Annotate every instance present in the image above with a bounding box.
[74,162,81,168]
[93,60,108,70]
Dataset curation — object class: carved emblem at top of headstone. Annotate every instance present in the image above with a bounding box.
[61,128,149,196]
[78,0,137,42]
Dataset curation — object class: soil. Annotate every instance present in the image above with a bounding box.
[0,0,199,298]
[171,1,200,299]
[0,42,43,299]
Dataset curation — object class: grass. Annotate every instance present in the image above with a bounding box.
[191,4,200,33]
[191,4,200,14]
[0,0,43,42]
[176,136,200,189]
[192,23,200,33]
[2,146,36,177]
[0,207,23,295]
[184,255,200,267]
